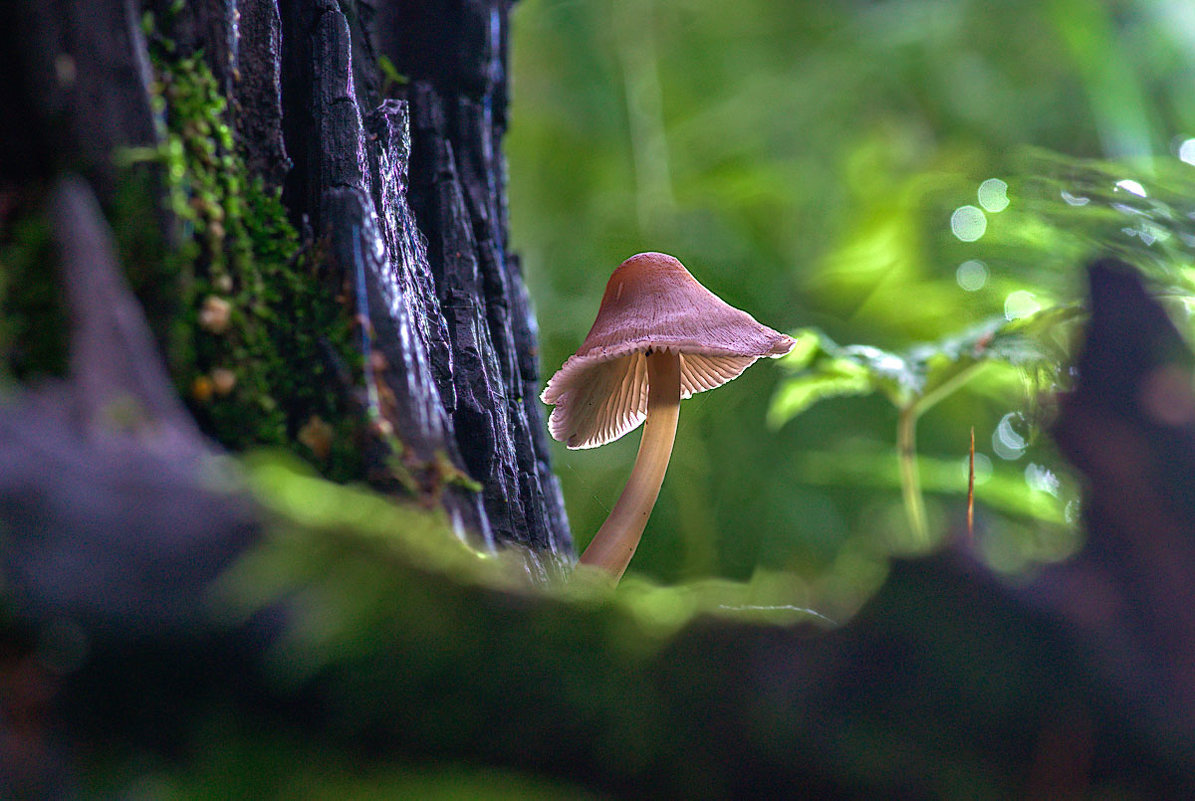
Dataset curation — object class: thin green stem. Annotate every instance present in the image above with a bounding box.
[896,362,987,546]
[914,362,987,417]
[897,404,928,545]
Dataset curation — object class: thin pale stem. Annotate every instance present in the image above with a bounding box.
[897,405,928,546]
[896,362,987,547]
[579,350,681,582]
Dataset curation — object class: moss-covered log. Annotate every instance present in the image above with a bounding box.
[4,1,1195,799]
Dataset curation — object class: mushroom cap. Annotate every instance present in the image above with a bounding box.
[541,252,795,449]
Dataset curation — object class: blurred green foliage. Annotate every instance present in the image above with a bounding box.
[769,307,1083,547]
[82,451,824,798]
[509,0,1195,616]
[218,453,835,672]
[0,212,68,380]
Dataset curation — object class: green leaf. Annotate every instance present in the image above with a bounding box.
[791,448,1072,526]
[767,362,872,428]
[768,329,919,427]
[769,306,1083,429]
[913,305,1082,411]
[768,330,877,427]
[838,344,921,407]
[775,328,821,370]
[377,55,410,88]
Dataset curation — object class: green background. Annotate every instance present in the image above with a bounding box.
[508,0,1195,616]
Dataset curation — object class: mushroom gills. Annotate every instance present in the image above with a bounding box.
[552,350,757,450]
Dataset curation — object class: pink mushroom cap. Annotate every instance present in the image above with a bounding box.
[541,252,795,449]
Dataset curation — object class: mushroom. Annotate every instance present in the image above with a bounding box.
[541,252,795,581]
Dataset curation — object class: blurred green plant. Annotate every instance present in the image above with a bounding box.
[377,54,410,97]
[0,213,67,380]
[769,306,1082,545]
[219,452,837,653]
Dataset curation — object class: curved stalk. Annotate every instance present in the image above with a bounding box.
[897,362,987,547]
[897,404,927,546]
[579,350,681,581]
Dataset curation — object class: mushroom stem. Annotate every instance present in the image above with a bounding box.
[579,349,681,581]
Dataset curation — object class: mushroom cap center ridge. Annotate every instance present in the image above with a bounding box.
[541,252,795,449]
[575,252,793,360]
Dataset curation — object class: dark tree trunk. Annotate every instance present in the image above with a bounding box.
[0,0,572,565]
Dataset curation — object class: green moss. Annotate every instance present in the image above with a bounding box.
[138,28,483,494]
[139,30,365,481]
[0,204,69,380]
[0,14,443,489]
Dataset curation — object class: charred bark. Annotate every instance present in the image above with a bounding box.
[276,0,571,559]
[0,0,571,561]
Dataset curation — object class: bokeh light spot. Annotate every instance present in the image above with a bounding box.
[977,178,1009,212]
[1115,178,1147,197]
[951,205,987,242]
[1180,138,1195,166]
[1025,463,1060,496]
[962,451,993,484]
[993,413,1027,460]
[956,259,988,291]
[1003,290,1040,321]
